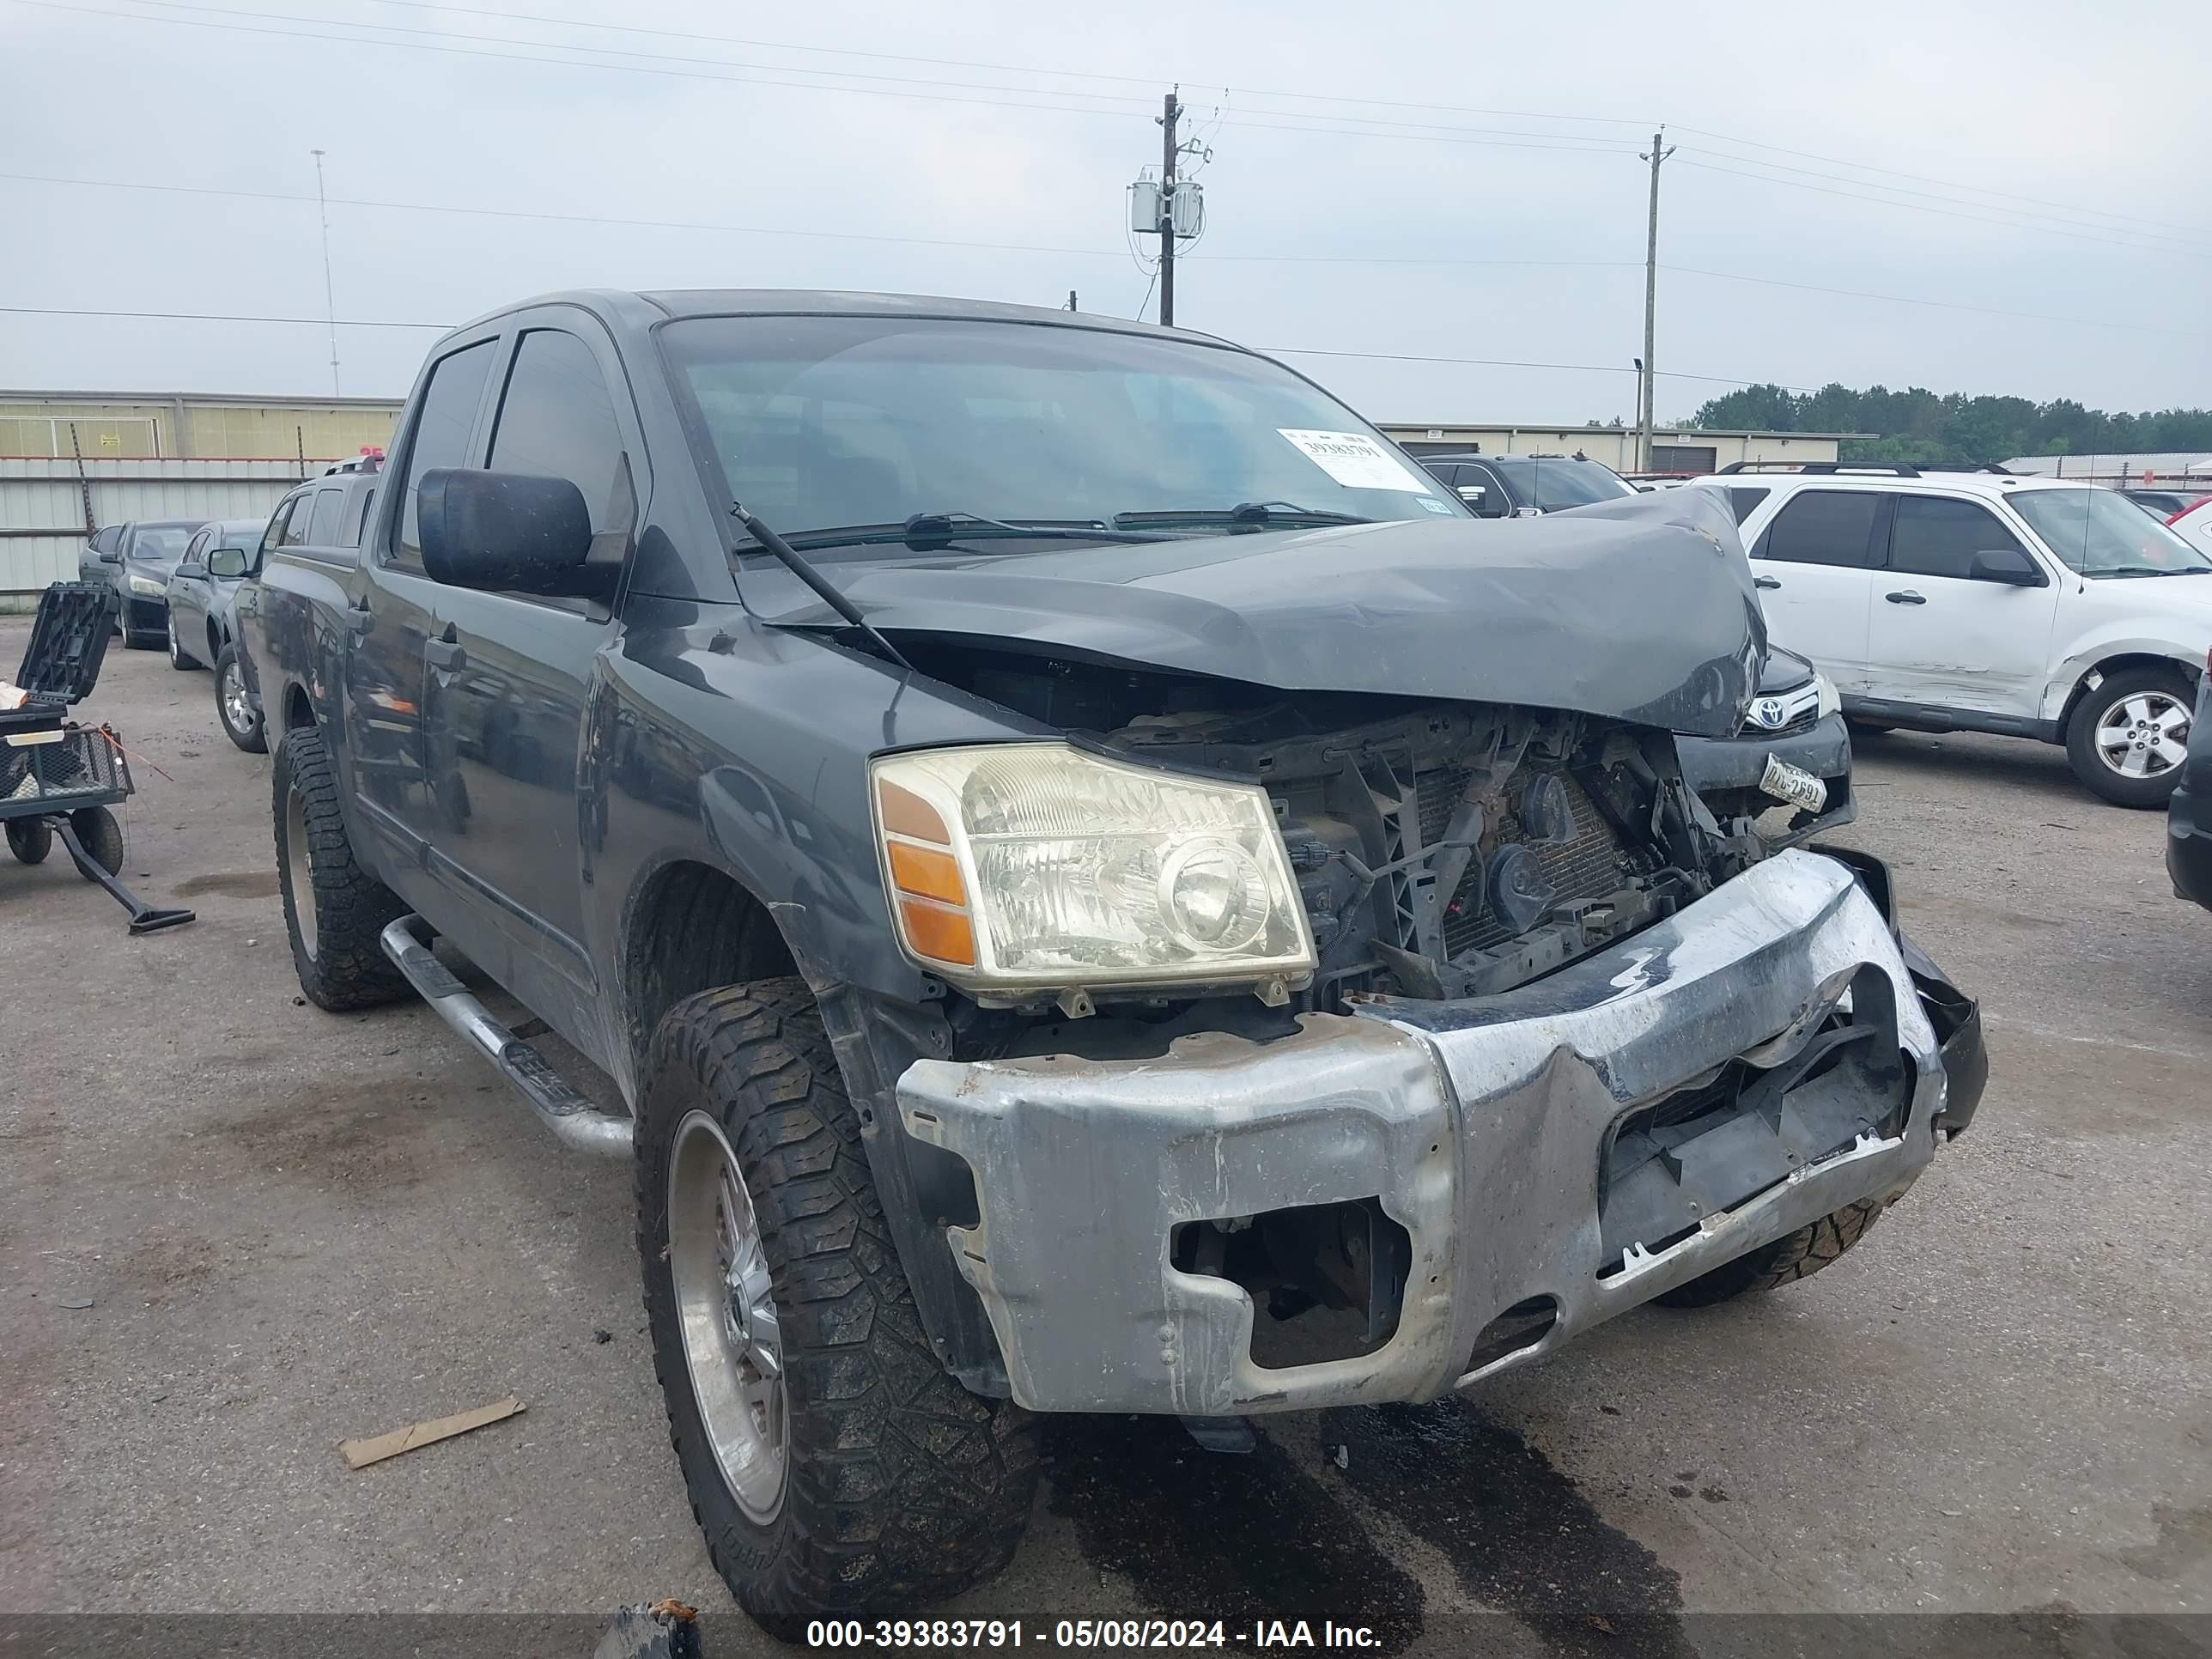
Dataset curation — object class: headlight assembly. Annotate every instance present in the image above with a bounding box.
[128,574,167,597]
[1814,670,1841,720]
[871,742,1315,997]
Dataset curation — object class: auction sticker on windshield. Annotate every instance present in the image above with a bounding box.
[1278,428,1434,493]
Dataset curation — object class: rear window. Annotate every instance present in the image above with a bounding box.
[305,487,346,547]
[1755,489,1881,568]
[1724,486,1769,525]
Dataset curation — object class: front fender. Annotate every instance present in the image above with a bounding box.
[2039,632,2211,724]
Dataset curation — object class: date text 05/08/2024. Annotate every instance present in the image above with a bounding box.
[805,1618,1383,1650]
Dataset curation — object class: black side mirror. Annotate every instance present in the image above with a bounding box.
[417,469,599,595]
[1969,546,2046,586]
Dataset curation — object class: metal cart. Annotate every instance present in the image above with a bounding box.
[3,582,193,933]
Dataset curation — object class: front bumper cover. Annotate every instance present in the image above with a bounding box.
[898,849,1982,1416]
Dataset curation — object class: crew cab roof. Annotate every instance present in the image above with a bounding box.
[444,287,1236,350]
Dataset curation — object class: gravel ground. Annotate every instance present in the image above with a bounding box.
[3,625,2205,1656]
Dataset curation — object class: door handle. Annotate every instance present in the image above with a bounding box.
[425,637,466,672]
[1885,590,1927,605]
[344,601,372,635]
[1753,575,1781,590]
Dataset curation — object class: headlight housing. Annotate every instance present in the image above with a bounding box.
[1814,670,1841,720]
[871,742,1315,997]
[128,574,166,596]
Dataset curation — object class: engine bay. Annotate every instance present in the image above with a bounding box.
[900,641,1754,1011]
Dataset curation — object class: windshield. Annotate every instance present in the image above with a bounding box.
[127,526,195,562]
[2011,489,2212,578]
[662,315,1458,554]
[1486,457,1636,513]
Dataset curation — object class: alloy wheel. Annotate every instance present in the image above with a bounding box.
[2094,691,2191,780]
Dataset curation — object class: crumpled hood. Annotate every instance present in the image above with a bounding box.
[751,487,1767,738]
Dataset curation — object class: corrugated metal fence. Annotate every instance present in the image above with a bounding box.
[1,457,321,602]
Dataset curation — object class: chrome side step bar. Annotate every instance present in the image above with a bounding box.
[379,915,634,1158]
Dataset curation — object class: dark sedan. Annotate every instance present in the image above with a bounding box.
[162,518,267,672]
[2168,656,2212,910]
[82,519,204,648]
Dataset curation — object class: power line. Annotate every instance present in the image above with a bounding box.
[0,304,1805,388]
[1670,124,2211,245]
[9,168,2200,342]
[1674,145,2212,255]
[1674,157,2212,263]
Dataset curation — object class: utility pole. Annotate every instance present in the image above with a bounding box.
[1638,127,1674,471]
[311,149,340,397]
[1158,88,1181,328]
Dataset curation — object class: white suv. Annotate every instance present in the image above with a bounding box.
[1693,465,2211,806]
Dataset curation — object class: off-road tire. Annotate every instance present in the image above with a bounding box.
[215,645,266,754]
[6,818,52,865]
[1653,1196,1886,1309]
[167,613,198,670]
[2065,665,2195,809]
[636,981,1039,1640]
[272,725,408,1011]
[69,806,124,877]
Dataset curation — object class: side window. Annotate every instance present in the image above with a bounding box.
[92,526,122,554]
[280,498,314,547]
[262,495,305,555]
[183,529,210,565]
[305,486,346,548]
[1753,489,1882,568]
[1724,486,1770,526]
[392,339,499,574]
[346,485,378,548]
[1468,465,1510,518]
[1887,495,2027,580]
[485,328,631,534]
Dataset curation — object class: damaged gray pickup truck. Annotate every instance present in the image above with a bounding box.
[248,289,1988,1638]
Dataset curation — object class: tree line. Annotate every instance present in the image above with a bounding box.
[1686,384,2212,466]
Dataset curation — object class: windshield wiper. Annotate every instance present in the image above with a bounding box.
[1113,501,1374,530]
[741,512,1176,555]
[729,502,913,674]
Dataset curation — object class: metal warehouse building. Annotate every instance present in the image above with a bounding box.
[0,389,404,600]
[1376,422,1860,473]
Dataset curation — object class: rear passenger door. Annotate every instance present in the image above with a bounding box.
[1860,492,2058,716]
[1744,489,1883,692]
[421,315,639,1010]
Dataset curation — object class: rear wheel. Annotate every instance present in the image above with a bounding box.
[636,980,1039,1639]
[6,818,52,865]
[1653,1196,1887,1309]
[215,646,266,753]
[167,612,199,670]
[2067,666,2195,808]
[69,806,124,878]
[272,725,408,1011]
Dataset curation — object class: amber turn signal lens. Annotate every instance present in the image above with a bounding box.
[878,778,949,844]
[897,897,976,966]
[888,841,965,905]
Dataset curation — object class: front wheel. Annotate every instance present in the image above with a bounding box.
[1654,1196,1886,1309]
[167,613,199,670]
[636,980,1039,1640]
[69,806,124,878]
[215,646,266,753]
[2066,666,2195,808]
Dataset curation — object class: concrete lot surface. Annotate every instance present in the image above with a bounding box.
[3,624,2207,1656]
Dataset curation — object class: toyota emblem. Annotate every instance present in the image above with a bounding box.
[1753,697,1788,729]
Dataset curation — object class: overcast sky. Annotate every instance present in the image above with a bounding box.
[2,0,2206,424]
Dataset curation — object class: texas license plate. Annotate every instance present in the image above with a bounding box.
[1760,754,1829,814]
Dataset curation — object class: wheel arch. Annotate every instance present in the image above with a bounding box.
[2055,649,2203,733]
[616,856,799,1101]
